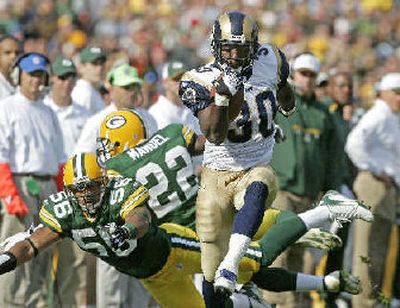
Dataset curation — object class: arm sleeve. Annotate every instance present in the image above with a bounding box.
[38,201,65,236]
[118,181,150,220]
[277,48,290,90]
[0,106,11,163]
[52,111,67,165]
[345,116,382,174]
[73,115,99,154]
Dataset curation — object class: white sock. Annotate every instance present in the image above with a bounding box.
[298,206,331,229]
[218,233,251,275]
[296,273,324,291]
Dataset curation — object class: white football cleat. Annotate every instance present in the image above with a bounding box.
[214,268,237,296]
[319,190,374,227]
[295,228,342,252]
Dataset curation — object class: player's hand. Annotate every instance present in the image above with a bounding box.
[324,270,361,294]
[213,67,243,98]
[274,124,286,143]
[103,223,130,250]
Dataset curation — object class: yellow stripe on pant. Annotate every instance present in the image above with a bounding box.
[141,223,263,308]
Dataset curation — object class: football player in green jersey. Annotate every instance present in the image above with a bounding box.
[0,153,365,308]
[96,109,374,306]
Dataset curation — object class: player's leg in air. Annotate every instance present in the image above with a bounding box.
[206,186,373,306]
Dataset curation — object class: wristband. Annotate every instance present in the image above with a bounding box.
[0,251,17,275]
[25,238,39,257]
[122,223,138,239]
[214,93,230,107]
[278,105,296,117]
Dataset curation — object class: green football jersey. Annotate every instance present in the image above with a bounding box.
[39,177,170,279]
[106,124,198,229]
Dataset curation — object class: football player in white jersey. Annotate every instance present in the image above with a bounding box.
[180,10,296,305]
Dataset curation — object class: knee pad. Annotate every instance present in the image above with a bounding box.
[233,181,269,237]
[196,202,221,242]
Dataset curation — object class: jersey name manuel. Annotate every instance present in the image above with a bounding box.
[126,134,170,161]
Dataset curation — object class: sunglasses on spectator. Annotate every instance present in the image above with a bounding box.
[91,58,106,66]
[121,83,141,91]
[58,73,77,81]
[298,70,317,78]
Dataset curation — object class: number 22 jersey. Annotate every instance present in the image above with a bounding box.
[105,124,199,229]
[180,44,290,171]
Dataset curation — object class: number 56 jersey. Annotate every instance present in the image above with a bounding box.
[39,178,170,279]
[180,44,290,171]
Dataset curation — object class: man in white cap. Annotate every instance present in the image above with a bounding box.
[346,72,400,308]
[266,53,341,307]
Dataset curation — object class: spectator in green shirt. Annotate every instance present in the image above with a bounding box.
[266,53,340,308]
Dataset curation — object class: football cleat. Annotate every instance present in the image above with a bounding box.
[319,190,374,227]
[240,281,272,308]
[324,270,361,295]
[214,268,237,296]
[295,228,342,252]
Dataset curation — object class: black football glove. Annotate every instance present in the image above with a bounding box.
[103,223,130,250]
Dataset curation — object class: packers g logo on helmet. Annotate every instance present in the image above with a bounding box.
[211,11,259,70]
[64,153,107,216]
[105,115,126,129]
[97,109,146,165]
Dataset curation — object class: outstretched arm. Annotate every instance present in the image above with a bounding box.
[0,227,60,274]
[106,204,153,250]
[124,205,152,239]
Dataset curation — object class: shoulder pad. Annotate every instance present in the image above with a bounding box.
[248,44,289,90]
[39,191,72,234]
[179,64,222,116]
[108,178,150,220]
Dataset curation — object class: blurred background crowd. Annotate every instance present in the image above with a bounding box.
[0,0,399,308]
[0,0,399,108]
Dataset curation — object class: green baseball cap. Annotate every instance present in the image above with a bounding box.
[51,57,77,76]
[162,61,187,81]
[80,46,106,64]
[107,63,143,87]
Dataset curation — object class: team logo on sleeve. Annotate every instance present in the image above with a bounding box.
[106,115,126,129]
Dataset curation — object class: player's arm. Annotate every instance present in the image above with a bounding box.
[276,48,296,116]
[123,205,152,239]
[197,88,243,145]
[0,226,60,275]
[106,182,152,249]
[180,68,243,145]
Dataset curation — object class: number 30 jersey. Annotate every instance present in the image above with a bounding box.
[105,124,199,229]
[180,44,290,171]
[39,178,170,278]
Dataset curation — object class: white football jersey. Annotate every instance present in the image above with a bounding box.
[180,44,289,170]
